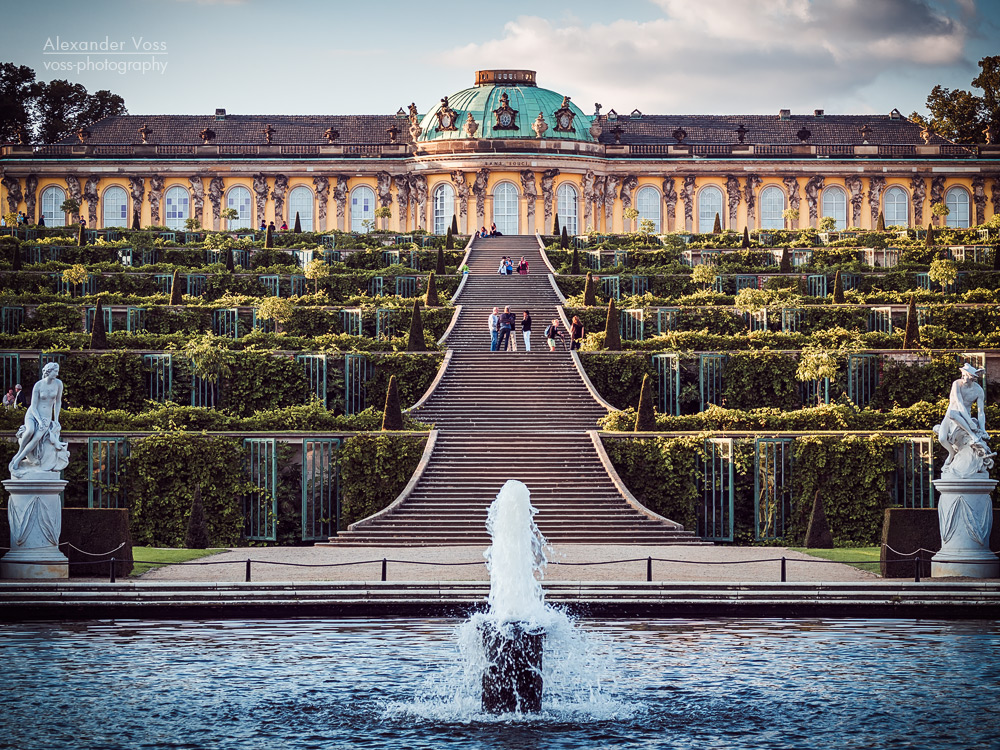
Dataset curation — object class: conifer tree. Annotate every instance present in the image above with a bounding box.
[742,226,751,248]
[381,375,404,431]
[451,214,458,235]
[604,298,621,351]
[293,212,302,233]
[90,296,108,349]
[168,269,182,305]
[779,247,791,274]
[712,213,722,234]
[903,294,920,349]
[925,221,935,247]
[225,247,235,273]
[425,272,439,307]
[571,246,580,275]
[265,223,274,248]
[583,271,596,306]
[832,269,845,304]
[561,226,569,249]
[553,213,560,235]
[77,222,85,247]
[436,244,446,273]
[876,211,886,233]
[445,226,454,250]
[804,490,833,548]
[131,213,139,231]
[406,300,426,351]
[634,374,656,431]
[185,486,210,549]
[10,241,22,272]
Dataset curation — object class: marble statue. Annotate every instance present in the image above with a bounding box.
[619,175,638,211]
[867,176,886,224]
[65,175,82,223]
[333,175,349,220]
[313,176,330,231]
[603,175,619,222]
[407,103,422,141]
[846,175,864,228]
[412,174,428,230]
[128,176,144,227]
[931,363,999,578]
[726,175,741,226]
[451,170,470,220]
[395,174,411,227]
[540,169,559,228]
[473,168,490,221]
[910,175,926,225]
[464,114,479,138]
[272,174,288,224]
[743,175,762,224]
[376,172,393,208]
[148,175,164,226]
[1,173,21,214]
[582,171,596,228]
[8,363,70,479]
[681,176,696,231]
[252,173,269,225]
[804,175,825,226]
[208,176,224,229]
[972,175,987,226]
[84,176,100,227]
[592,176,605,227]
[24,174,38,224]
[662,177,677,231]
[189,176,205,226]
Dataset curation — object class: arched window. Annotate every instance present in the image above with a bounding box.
[40,186,66,227]
[288,186,314,232]
[102,186,129,228]
[164,186,190,230]
[884,186,908,227]
[636,186,661,233]
[821,186,847,230]
[760,185,785,230]
[433,183,455,235]
[226,186,253,230]
[350,186,375,233]
[697,186,723,234]
[556,182,578,235]
[492,182,519,235]
[945,187,970,228]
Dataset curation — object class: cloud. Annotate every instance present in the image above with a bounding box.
[441,0,972,114]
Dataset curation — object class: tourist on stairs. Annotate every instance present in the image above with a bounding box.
[497,306,514,351]
[489,307,500,351]
[570,315,585,350]
[522,311,532,351]
[517,256,529,275]
[545,319,565,351]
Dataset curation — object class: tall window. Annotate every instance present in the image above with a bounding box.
[102,186,128,228]
[492,182,519,235]
[350,186,375,232]
[433,183,455,235]
[821,187,847,230]
[698,186,723,233]
[164,186,190,230]
[945,187,970,228]
[636,186,661,233]
[288,186,314,232]
[883,186,908,227]
[760,185,785,230]
[226,186,252,229]
[40,186,66,227]
[556,182,578,235]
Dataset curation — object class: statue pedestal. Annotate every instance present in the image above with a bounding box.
[1,475,68,579]
[931,478,999,579]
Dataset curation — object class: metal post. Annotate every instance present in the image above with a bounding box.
[646,556,652,582]
[914,552,921,583]
[780,556,786,583]
[381,558,388,582]
[245,558,251,582]
[109,557,116,583]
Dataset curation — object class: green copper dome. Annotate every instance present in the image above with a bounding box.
[416,70,594,143]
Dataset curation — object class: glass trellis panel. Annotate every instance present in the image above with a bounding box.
[744,309,768,332]
[324,249,341,264]
[760,186,785,230]
[791,249,812,267]
[226,186,253,230]
[341,309,362,336]
[190,368,220,408]
[698,186,724,233]
[586,251,601,271]
[631,276,648,296]
[1,307,24,334]
[395,276,419,298]
[652,353,681,416]
[350,186,376,233]
[288,186,314,232]
[945,187,970,228]
[85,305,113,334]
[369,276,386,297]
[154,274,173,294]
[754,437,794,540]
[0,353,20,393]
[699,353,726,410]
[186,274,206,297]
[244,438,278,541]
[847,353,880,407]
[712,276,725,294]
[621,309,644,341]
[807,275,827,297]
[433,183,455,235]
[206,248,223,265]
[799,377,830,406]
[735,275,758,292]
[143,353,172,402]
[395,235,413,246]
[869,307,893,333]
[213,308,240,338]
[635,186,660,233]
[259,275,281,297]
[492,182,519,236]
[657,308,680,334]
[601,276,620,301]
[382,250,401,267]
[184,232,200,244]
[376,308,397,339]
[781,308,803,333]
[290,275,306,297]
[164,187,190,230]
[557,183,579,235]
[88,437,129,509]
[613,250,629,268]
[302,437,341,541]
[821,187,847,230]
[237,233,256,241]
[102,186,128,228]
[52,273,97,296]
[700,249,721,266]
[291,249,310,269]
[700,438,735,542]
[297,354,328,407]
[894,437,935,509]
[344,353,368,415]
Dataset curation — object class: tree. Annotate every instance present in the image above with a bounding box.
[624,206,639,231]
[779,247,791,274]
[692,262,717,290]
[583,271,596,306]
[832,270,845,304]
[256,296,293,333]
[903,294,920,349]
[444,226,454,250]
[0,63,39,144]
[876,211,885,233]
[634,374,655,431]
[928,258,958,291]
[782,208,799,230]
[909,56,1000,144]
[570,246,580,275]
[293,212,302,233]
[304,257,330,294]
[62,263,88,291]
[168,269,182,305]
[451,214,458,235]
[381,375,404,431]
[185,486,210,549]
[818,216,837,232]
[60,198,80,222]
[931,202,950,226]
[553,213,560,235]
[925,221,935,247]
[374,205,392,231]
[265,223,274,248]
[184,217,201,232]
[224,247,235,273]
[425,272,439,307]
[131,213,140,231]
[220,207,239,227]
[712,213,722,234]
[603,298,621,350]
[90,297,108,349]
[406,300,426,351]
[741,226,751,248]
[796,348,839,406]
[436,245,446,274]
[973,55,1000,141]
[561,226,569,249]
[35,79,126,143]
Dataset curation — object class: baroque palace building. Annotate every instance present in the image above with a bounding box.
[2,68,999,237]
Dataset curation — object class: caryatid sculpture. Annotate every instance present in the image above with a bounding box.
[8,363,70,479]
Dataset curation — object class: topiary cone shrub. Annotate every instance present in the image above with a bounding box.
[381,375,404,431]
[436,245,446,273]
[561,226,569,249]
[712,213,722,234]
[406,300,426,351]
[185,486,210,549]
[741,226,751,248]
[132,213,140,231]
[778,247,791,274]
[634,374,656,431]
[925,221,934,247]
[168,269,182,305]
[425,272,439,307]
[9,240,21,272]
[994,243,1000,270]
[444,227,454,251]
[832,270,845,304]
[583,272,596,306]
[553,213,560,235]
[293,212,302,233]
[90,297,108,349]
[876,211,886,233]
[225,247,235,273]
[78,222,85,247]
[603,298,621,351]
[265,224,274,248]
[451,214,458,235]
[902,294,920,349]
[571,246,580,274]
[804,489,834,548]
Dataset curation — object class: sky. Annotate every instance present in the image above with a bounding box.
[2,0,998,118]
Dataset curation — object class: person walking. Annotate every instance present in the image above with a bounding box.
[545,319,565,352]
[488,307,500,351]
[521,310,532,351]
[497,306,514,351]
[570,315,585,350]
[518,256,529,275]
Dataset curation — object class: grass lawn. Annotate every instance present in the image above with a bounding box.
[130,547,227,577]
[790,547,881,575]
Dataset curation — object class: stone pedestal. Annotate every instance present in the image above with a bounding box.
[479,620,544,714]
[931,478,999,579]
[1,475,69,579]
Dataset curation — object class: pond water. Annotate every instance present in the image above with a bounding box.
[2,617,998,750]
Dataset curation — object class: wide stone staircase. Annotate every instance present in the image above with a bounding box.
[325,236,707,545]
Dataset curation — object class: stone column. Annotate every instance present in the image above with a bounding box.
[1,476,69,579]
[931,478,999,578]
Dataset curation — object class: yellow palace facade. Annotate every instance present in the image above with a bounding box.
[2,69,998,236]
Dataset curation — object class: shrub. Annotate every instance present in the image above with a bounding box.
[381,375,403,430]
[89,297,108,349]
[832,269,845,303]
[635,374,656,431]
[185,486,211,549]
[902,294,920,349]
[407,300,426,351]
[603,298,621,350]
[425,272,439,307]
[583,272,596,306]
[339,434,426,525]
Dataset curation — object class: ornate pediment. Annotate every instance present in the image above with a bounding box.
[435,96,459,132]
[493,92,519,130]
[553,95,576,133]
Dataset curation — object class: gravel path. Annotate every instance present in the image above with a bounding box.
[138,544,876,583]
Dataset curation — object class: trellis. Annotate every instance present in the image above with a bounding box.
[297,354,328,407]
[143,353,173,402]
[344,353,368,415]
[699,353,726,410]
[213,308,240,338]
[652,354,681,416]
[87,436,129,509]
[620,309,644,341]
[754,437,794,540]
[699,438,735,542]
[244,438,278,541]
[302,438,341,541]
